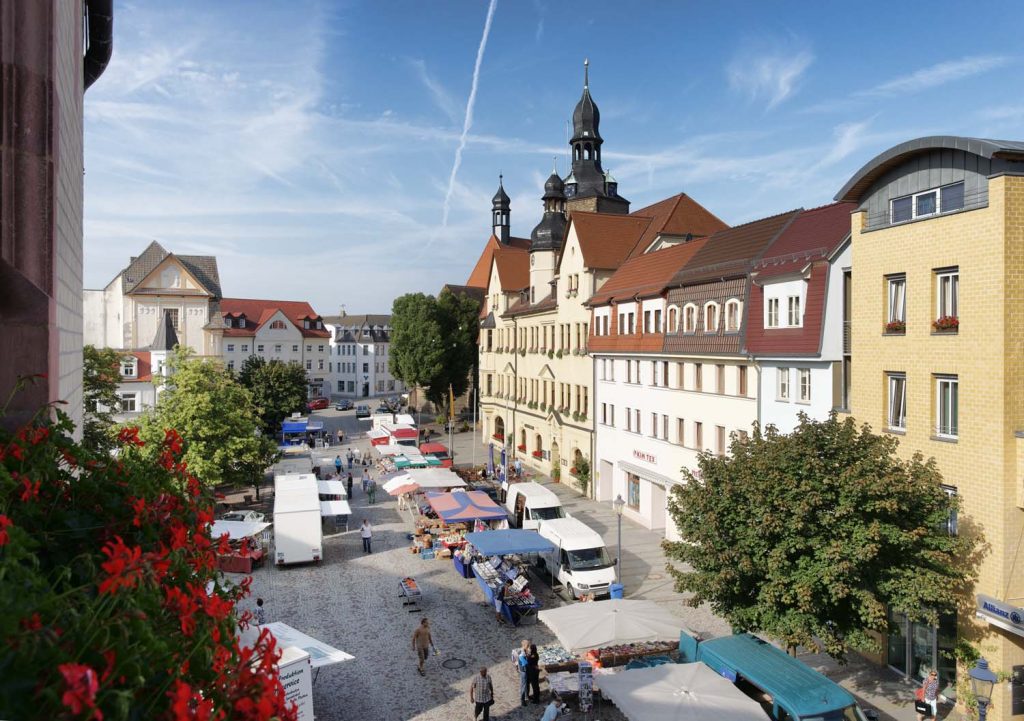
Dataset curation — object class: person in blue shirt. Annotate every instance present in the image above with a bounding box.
[540,696,564,721]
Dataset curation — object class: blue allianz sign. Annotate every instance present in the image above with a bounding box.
[977,594,1024,637]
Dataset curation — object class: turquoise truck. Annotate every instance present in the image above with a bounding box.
[679,632,874,721]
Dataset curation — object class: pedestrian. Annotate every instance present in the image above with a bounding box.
[494,578,512,623]
[411,618,435,676]
[336,428,343,445]
[514,457,522,478]
[367,477,377,505]
[360,519,372,554]
[347,448,354,470]
[334,455,342,476]
[254,598,266,626]
[469,666,494,721]
[346,472,353,499]
[540,696,564,721]
[362,468,370,492]
[513,639,530,706]
[916,669,940,720]
[526,643,541,704]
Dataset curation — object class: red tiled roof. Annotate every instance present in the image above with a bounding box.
[570,212,653,270]
[493,245,530,290]
[220,298,330,338]
[587,237,710,307]
[465,234,531,288]
[752,202,854,279]
[628,193,729,258]
[124,351,153,383]
[746,261,830,356]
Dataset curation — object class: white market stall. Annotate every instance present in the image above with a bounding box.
[537,599,693,653]
[320,499,352,531]
[210,520,270,573]
[597,663,767,721]
[317,479,347,499]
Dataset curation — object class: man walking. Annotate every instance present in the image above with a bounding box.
[469,667,494,721]
[360,518,372,554]
[346,472,354,499]
[347,448,354,470]
[367,477,377,505]
[361,467,370,492]
[411,618,435,676]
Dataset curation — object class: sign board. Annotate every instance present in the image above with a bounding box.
[633,449,656,464]
[977,594,1024,637]
[278,646,314,721]
[578,660,593,712]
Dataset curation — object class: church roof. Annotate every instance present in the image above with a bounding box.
[629,193,730,253]
[465,234,532,288]
[120,240,222,298]
[572,61,601,143]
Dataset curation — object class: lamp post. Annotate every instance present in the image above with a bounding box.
[613,494,625,584]
[970,658,998,721]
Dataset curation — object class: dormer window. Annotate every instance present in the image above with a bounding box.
[668,307,678,333]
[120,357,137,378]
[303,319,310,329]
[683,304,697,333]
[704,302,719,333]
[725,299,742,332]
[316,319,323,329]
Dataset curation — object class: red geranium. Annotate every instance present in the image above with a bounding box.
[58,663,102,719]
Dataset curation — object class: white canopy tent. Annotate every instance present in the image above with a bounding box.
[316,480,347,498]
[319,500,352,517]
[374,444,408,457]
[210,520,270,540]
[597,663,767,721]
[404,467,466,488]
[537,599,693,653]
[243,622,354,669]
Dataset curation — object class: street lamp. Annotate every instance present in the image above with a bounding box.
[969,658,998,721]
[612,495,625,584]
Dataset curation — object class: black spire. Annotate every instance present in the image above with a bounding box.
[492,174,510,243]
[530,160,568,252]
[564,59,627,211]
[150,310,179,351]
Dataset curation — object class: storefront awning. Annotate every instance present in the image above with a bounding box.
[617,460,678,488]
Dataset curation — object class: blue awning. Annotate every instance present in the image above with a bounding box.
[282,420,308,434]
[464,529,555,556]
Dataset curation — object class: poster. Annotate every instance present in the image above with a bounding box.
[578,660,593,712]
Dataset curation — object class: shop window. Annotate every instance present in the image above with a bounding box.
[627,473,640,510]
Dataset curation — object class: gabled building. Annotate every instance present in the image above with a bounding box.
[220,298,330,398]
[112,310,178,422]
[746,202,854,433]
[323,313,407,398]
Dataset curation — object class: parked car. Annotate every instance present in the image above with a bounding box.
[334,399,354,411]
[307,397,329,411]
[355,404,371,418]
[221,510,266,523]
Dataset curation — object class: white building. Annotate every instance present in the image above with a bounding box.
[110,311,177,423]
[220,299,330,398]
[324,313,406,399]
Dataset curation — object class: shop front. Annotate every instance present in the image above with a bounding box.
[611,449,686,542]
[885,608,957,698]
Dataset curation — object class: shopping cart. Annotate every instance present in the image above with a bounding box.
[399,577,422,612]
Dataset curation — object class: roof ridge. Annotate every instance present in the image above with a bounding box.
[720,207,803,232]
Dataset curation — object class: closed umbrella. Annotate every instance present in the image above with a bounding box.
[537,599,691,653]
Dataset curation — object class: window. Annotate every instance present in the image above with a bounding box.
[226,344,235,352]
[628,313,635,334]
[891,182,965,223]
[888,373,906,431]
[716,426,726,456]
[767,298,780,328]
[318,345,325,353]
[887,275,906,327]
[644,310,652,333]
[738,365,748,396]
[936,268,959,323]
[120,357,137,378]
[777,368,790,401]
[634,408,641,433]
[625,408,632,432]
[694,422,703,450]
[725,300,740,332]
[362,345,368,355]
[694,363,702,392]
[292,345,299,352]
[787,296,801,326]
[227,360,234,371]
[601,403,608,425]
[668,307,678,332]
[704,303,719,332]
[935,375,959,439]
[676,418,685,445]
[269,320,286,330]
[683,304,697,333]
[627,474,640,510]
[662,414,669,440]
[241,344,249,353]
[915,190,937,217]
[654,309,662,333]
[318,359,324,370]
[166,308,180,333]
[716,364,725,394]
[941,182,965,212]
[119,392,137,413]
[305,360,312,370]
[651,412,658,438]
[941,486,959,536]
[798,368,811,402]
[256,344,264,353]
[609,405,615,427]
[274,344,282,353]
[362,363,368,373]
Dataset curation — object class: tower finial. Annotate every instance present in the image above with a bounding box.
[499,172,503,186]
[552,156,558,174]
[584,58,589,89]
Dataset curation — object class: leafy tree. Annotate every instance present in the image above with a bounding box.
[236,355,309,436]
[664,413,976,661]
[136,349,277,489]
[82,345,124,455]
[437,287,482,403]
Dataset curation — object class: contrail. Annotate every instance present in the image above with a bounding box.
[438,0,498,235]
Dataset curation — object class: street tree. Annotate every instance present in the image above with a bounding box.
[82,344,124,455]
[664,413,976,661]
[135,348,278,490]
[236,355,309,435]
[389,293,446,413]
[436,287,481,403]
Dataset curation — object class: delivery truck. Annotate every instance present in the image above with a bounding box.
[536,517,616,599]
[273,474,322,565]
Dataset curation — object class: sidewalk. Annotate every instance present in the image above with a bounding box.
[446,430,928,721]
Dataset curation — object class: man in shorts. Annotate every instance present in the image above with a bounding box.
[411,617,435,676]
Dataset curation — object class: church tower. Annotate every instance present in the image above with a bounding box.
[492,175,511,243]
[564,59,629,215]
[528,164,569,304]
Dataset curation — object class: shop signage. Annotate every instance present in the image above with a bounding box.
[278,647,314,720]
[633,449,656,464]
[977,594,1024,637]
[578,660,593,712]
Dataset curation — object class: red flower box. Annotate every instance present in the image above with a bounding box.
[932,315,959,332]
[884,320,905,333]
[531,450,542,458]
[492,433,504,441]
[517,444,526,452]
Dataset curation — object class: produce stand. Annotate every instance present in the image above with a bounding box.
[211,520,270,574]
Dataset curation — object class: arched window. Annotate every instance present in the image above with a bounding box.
[534,434,543,455]
[269,320,286,330]
[668,307,679,333]
[683,304,698,333]
[704,302,719,332]
[584,143,592,160]
[725,299,742,332]
[574,146,581,162]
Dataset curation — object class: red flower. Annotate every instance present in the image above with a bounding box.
[57,663,102,719]
[169,679,215,721]
[117,426,145,447]
[98,537,144,595]
[164,428,184,455]
[0,515,11,545]
[19,477,41,502]
[20,612,43,631]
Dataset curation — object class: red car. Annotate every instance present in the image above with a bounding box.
[307,397,329,411]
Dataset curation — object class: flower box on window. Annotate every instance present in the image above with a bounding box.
[517,444,526,452]
[492,433,504,441]
[531,450,543,459]
[884,320,906,334]
[932,316,959,332]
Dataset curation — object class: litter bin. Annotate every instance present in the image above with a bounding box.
[609,583,624,599]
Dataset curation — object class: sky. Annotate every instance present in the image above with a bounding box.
[83,0,1024,315]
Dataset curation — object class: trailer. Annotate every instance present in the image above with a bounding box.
[273,474,322,565]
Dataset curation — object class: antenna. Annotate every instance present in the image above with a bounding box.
[584,57,589,89]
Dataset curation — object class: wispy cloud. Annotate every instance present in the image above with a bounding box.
[437,0,499,233]
[410,59,461,124]
[864,54,1010,97]
[727,44,814,109]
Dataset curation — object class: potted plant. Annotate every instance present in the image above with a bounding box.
[540,402,547,411]
[884,320,906,333]
[552,466,561,482]
[517,443,526,452]
[572,411,580,422]
[575,457,591,495]
[933,315,959,332]
[556,349,563,359]
[547,350,554,359]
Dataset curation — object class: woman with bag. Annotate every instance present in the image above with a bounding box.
[915,669,940,719]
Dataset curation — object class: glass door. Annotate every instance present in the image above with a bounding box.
[887,609,908,675]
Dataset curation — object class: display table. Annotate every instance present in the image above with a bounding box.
[538,641,677,673]
[217,549,263,574]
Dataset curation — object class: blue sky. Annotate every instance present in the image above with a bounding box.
[83,0,1024,314]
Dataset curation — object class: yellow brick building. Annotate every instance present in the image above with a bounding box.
[836,136,1024,719]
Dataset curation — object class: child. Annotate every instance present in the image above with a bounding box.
[254,598,266,626]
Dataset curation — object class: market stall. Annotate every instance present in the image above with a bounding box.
[538,599,693,653]
[598,663,766,721]
[459,529,553,624]
[211,520,269,573]
[320,499,351,532]
[316,480,347,499]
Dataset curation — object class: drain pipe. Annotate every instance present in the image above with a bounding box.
[84,0,113,91]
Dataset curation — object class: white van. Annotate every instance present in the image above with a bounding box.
[504,482,565,529]
[536,517,616,599]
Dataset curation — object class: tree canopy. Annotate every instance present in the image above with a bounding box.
[236,356,309,435]
[82,345,124,455]
[389,290,480,410]
[135,349,277,489]
[664,413,976,661]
